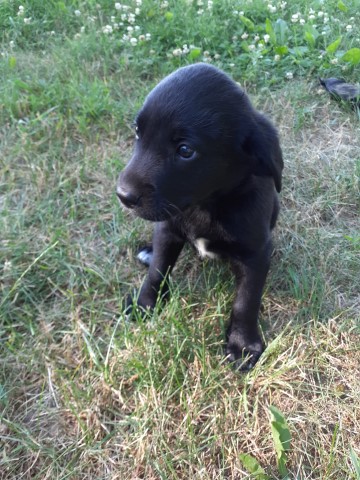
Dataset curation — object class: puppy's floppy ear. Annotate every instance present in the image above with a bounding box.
[244,115,283,192]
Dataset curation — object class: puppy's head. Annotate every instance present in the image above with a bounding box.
[117,63,283,221]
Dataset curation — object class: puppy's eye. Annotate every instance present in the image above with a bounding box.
[177,144,196,160]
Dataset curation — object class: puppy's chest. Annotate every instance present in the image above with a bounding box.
[179,213,232,260]
[193,237,219,259]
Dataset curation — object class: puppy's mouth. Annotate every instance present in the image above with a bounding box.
[117,187,186,222]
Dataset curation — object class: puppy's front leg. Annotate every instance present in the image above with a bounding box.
[226,243,272,370]
[136,221,185,310]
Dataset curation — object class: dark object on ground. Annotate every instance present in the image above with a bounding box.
[116,63,283,371]
[319,77,360,106]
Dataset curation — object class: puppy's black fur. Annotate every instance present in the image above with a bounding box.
[117,63,283,370]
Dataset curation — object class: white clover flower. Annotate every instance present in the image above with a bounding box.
[18,6,24,16]
[214,53,221,59]
[122,5,130,11]
[172,48,182,56]
[121,13,127,20]
[229,63,235,68]
[150,49,155,54]
[3,260,12,272]
[103,25,113,34]
[135,8,140,15]
[299,18,305,25]
[80,26,85,33]
[9,40,15,48]
[128,13,136,23]
[318,11,324,17]
[139,34,145,41]
[75,10,81,16]
[130,37,137,46]
[18,5,24,11]
[285,71,293,79]
[268,4,276,13]
[136,0,142,5]
[122,34,129,41]
[50,30,55,35]
[254,35,260,42]
[324,16,329,23]
[308,14,315,20]
[111,16,116,22]
[74,33,81,39]
[241,32,249,39]
[274,54,280,61]
[280,1,287,9]
[291,13,299,23]
[24,17,31,24]
[145,33,151,40]
[309,8,315,14]
[346,25,352,31]
[197,8,204,14]
[161,1,169,7]
[197,0,204,5]
[134,25,140,31]
[232,35,238,41]
[330,58,338,64]
[127,26,134,32]
[263,34,270,43]
[233,10,239,15]
[183,44,190,53]
[207,0,213,9]
[248,44,256,51]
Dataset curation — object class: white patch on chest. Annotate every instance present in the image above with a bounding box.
[194,238,219,259]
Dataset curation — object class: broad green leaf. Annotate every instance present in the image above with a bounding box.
[265,18,276,44]
[164,11,174,21]
[269,405,291,477]
[240,15,255,31]
[342,48,360,65]
[188,48,201,60]
[8,56,17,69]
[289,46,309,57]
[56,1,66,11]
[350,448,360,479]
[269,406,291,453]
[239,453,270,479]
[304,30,315,48]
[326,37,342,54]
[274,19,288,45]
[275,45,288,55]
[14,79,31,91]
[337,0,348,12]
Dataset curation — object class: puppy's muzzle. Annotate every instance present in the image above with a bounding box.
[116,186,141,209]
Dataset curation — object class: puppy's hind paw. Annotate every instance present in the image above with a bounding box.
[137,246,153,267]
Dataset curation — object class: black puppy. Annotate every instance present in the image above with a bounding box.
[117,63,283,370]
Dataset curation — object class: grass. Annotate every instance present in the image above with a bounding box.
[1,0,360,479]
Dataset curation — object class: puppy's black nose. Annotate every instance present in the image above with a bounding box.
[116,187,141,209]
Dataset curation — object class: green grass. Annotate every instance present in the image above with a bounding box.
[1,1,360,478]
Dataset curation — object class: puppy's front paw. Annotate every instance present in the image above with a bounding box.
[122,292,155,319]
[225,329,264,371]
